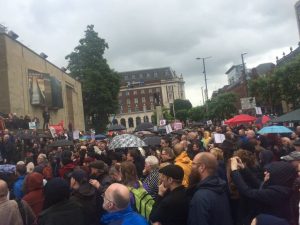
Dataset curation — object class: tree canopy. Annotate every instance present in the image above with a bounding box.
[65,25,120,132]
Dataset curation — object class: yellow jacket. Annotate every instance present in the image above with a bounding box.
[175,151,192,187]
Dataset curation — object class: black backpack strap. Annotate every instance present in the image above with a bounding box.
[16,199,27,225]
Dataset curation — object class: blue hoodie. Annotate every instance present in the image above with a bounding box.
[13,175,25,199]
[101,205,147,225]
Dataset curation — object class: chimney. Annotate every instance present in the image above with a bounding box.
[40,52,48,59]
[8,30,19,39]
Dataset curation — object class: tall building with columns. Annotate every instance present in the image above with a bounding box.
[112,67,185,131]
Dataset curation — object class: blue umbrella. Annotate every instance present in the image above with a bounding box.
[80,134,106,140]
[258,126,293,134]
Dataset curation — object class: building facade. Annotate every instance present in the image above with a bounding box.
[0,32,85,130]
[112,67,185,130]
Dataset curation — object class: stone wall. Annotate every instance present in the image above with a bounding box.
[0,34,85,130]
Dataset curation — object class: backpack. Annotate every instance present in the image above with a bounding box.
[128,182,155,222]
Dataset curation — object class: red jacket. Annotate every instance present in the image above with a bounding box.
[59,162,76,179]
[22,172,45,216]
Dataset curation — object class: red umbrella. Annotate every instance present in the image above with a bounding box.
[225,114,256,125]
[255,115,271,128]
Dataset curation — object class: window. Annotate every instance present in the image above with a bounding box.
[149,89,152,94]
[149,96,153,102]
[146,73,150,78]
[156,88,160,92]
[151,103,154,110]
[125,76,128,80]
[139,73,143,79]
[120,105,123,114]
[141,90,145,94]
[135,106,139,112]
[132,74,136,79]
[133,90,137,95]
[154,72,158,78]
[128,107,131,113]
[127,99,131,104]
[142,97,145,103]
[134,98,138,104]
[126,91,130,96]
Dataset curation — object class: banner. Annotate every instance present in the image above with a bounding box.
[28,69,63,109]
[173,122,182,130]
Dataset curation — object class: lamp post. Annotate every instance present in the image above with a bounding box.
[241,52,247,78]
[241,52,248,97]
[196,57,211,112]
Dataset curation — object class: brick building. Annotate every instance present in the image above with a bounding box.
[112,67,185,130]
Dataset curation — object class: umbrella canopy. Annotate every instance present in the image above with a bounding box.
[255,115,271,127]
[80,134,106,141]
[107,124,126,131]
[136,122,154,131]
[143,136,161,146]
[109,134,146,149]
[258,125,293,134]
[225,114,256,125]
[48,139,74,147]
[271,108,300,123]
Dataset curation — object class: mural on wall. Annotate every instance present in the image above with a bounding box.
[28,69,63,109]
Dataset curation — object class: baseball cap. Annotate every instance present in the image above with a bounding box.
[159,164,184,181]
[281,151,300,161]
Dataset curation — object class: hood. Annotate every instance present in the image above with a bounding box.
[175,151,192,165]
[101,204,132,224]
[259,150,274,166]
[73,183,96,198]
[196,176,227,194]
[26,172,44,192]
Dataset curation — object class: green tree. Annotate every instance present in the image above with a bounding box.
[65,25,120,132]
[207,92,237,120]
[171,99,192,117]
[274,56,300,109]
[189,106,206,121]
[248,75,282,114]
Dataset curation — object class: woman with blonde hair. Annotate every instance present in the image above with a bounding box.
[201,131,211,150]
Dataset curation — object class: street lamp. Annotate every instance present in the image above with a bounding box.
[241,52,248,97]
[241,52,247,78]
[196,57,211,112]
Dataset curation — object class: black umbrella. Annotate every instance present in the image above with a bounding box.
[143,136,161,146]
[136,122,154,131]
[108,124,126,131]
[48,139,74,147]
[271,108,300,123]
[17,132,35,140]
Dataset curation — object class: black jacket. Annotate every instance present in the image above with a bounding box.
[70,183,101,225]
[188,176,233,225]
[231,170,293,223]
[150,185,189,225]
[38,199,85,225]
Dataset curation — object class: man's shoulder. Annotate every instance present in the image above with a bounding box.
[123,211,148,225]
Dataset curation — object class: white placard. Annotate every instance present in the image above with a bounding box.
[73,130,80,140]
[165,124,173,134]
[207,120,213,125]
[49,127,57,138]
[173,122,182,130]
[255,107,262,115]
[214,133,225,144]
[159,119,166,126]
[28,122,36,129]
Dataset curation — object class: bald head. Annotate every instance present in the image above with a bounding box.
[194,152,218,176]
[173,143,184,156]
[106,183,130,210]
[0,180,8,199]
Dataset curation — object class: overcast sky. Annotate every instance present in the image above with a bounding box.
[0,0,299,106]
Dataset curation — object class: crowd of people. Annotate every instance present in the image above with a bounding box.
[0,124,300,225]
